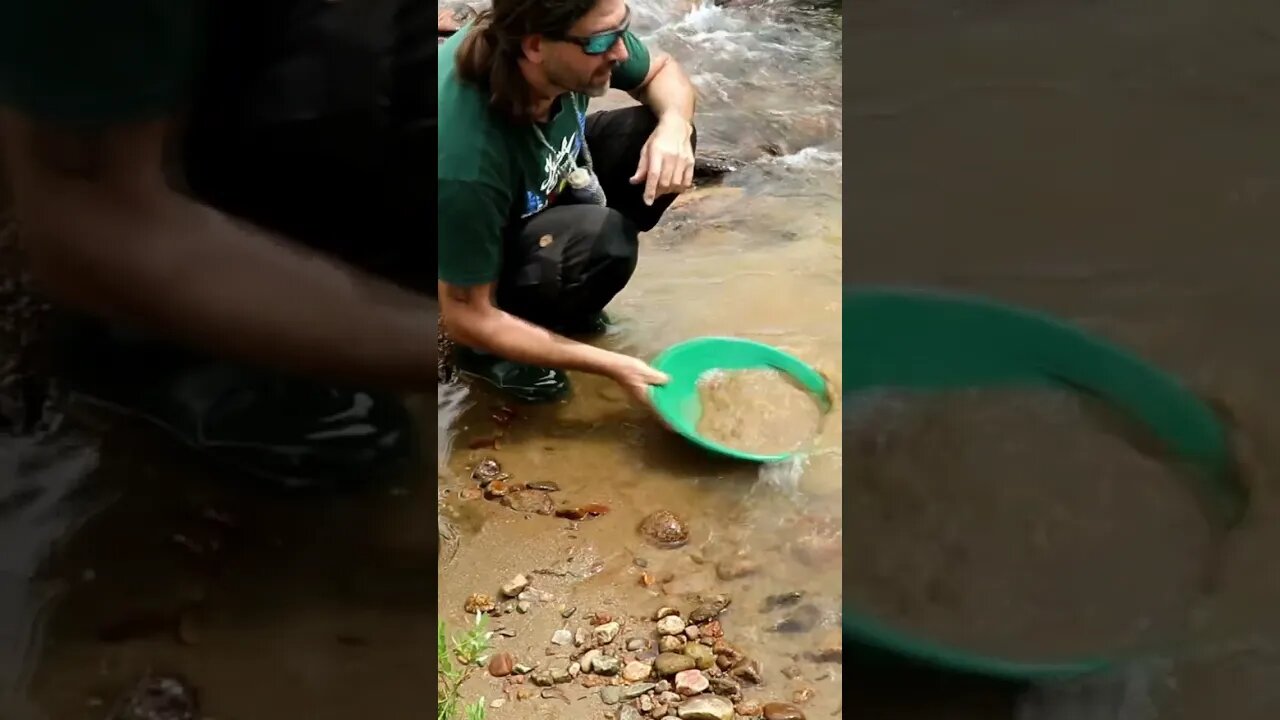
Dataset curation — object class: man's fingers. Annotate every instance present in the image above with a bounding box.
[630,144,650,185]
[681,157,695,191]
[645,367,670,385]
[659,157,680,198]
[644,151,663,205]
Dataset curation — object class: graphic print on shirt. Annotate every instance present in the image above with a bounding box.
[522,129,583,218]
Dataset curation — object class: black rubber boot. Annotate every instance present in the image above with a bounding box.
[453,346,570,404]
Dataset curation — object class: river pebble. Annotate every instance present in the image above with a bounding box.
[593,655,621,675]
[551,629,573,645]
[674,669,709,696]
[657,615,686,635]
[619,706,642,720]
[623,661,653,682]
[708,677,740,701]
[488,652,514,677]
[689,595,731,623]
[464,593,495,614]
[594,621,622,644]
[501,574,529,597]
[600,686,622,705]
[624,682,656,699]
[736,700,762,716]
[655,652,696,676]
[676,694,735,720]
[659,635,686,652]
[638,510,690,548]
[655,606,681,620]
[729,658,762,685]
[627,637,648,651]
[683,642,715,670]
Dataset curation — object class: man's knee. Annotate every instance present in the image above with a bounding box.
[559,205,639,293]
[507,205,637,305]
[587,206,640,291]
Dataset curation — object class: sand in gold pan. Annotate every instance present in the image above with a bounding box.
[844,387,1217,662]
[695,368,821,455]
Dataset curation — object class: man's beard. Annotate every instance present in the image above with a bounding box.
[548,64,613,97]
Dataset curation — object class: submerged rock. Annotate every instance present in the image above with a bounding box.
[639,510,690,548]
[471,457,507,485]
[762,701,806,720]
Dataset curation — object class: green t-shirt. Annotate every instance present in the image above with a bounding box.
[0,0,203,126]
[437,28,652,287]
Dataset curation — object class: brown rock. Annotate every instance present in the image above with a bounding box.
[484,480,512,499]
[762,701,805,720]
[792,687,815,704]
[805,632,842,663]
[501,490,555,515]
[730,659,763,685]
[638,510,690,548]
[464,593,496,614]
[736,699,763,716]
[488,652,515,677]
[689,595,732,624]
[708,676,741,701]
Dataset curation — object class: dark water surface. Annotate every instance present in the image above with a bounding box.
[852,0,1280,718]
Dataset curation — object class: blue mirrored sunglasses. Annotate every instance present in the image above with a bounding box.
[554,7,631,55]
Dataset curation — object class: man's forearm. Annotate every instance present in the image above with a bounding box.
[447,308,616,377]
[26,181,436,390]
[635,56,696,124]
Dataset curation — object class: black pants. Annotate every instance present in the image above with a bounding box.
[493,106,697,333]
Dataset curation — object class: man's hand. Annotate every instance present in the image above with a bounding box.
[600,352,670,407]
[440,281,670,408]
[629,114,695,206]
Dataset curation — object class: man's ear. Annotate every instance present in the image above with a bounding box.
[521,34,545,63]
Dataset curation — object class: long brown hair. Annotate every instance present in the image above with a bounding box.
[455,0,599,124]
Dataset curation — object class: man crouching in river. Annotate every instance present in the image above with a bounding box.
[438,0,698,405]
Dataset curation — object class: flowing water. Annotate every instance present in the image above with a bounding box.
[853,0,1280,718]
